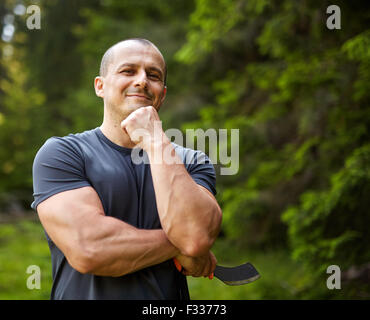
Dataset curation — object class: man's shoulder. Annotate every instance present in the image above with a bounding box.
[42,128,98,148]
[35,128,99,159]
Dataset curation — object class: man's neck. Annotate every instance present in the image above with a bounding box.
[100,118,136,149]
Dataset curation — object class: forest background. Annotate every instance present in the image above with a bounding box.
[0,0,369,299]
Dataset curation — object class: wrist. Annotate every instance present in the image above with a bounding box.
[144,133,171,159]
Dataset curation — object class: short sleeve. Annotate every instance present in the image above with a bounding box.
[31,137,91,211]
[173,144,217,196]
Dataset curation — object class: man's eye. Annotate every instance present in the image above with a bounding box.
[149,73,160,80]
[121,69,134,74]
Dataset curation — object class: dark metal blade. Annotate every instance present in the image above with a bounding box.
[213,262,260,286]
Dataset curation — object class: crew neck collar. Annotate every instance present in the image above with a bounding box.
[94,127,135,153]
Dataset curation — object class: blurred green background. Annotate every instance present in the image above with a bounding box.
[0,0,369,299]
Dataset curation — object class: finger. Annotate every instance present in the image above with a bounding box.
[183,270,191,276]
[203,253,215,278]
[193,263,203,277]
[208,252,217,279]
[196,255,208,278]
[191,267,201,277]
[208,254,214,276]
[202,256,211,277]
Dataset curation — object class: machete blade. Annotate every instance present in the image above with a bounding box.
[213,262,260,286]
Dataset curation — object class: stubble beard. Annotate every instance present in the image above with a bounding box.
[110,100,147,122]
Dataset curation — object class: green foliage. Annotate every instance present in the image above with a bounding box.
[0,0,369,299]
[175,0,244,64]
[0,219,51,299]
[0,38,45,193]
[282,144,370,271]
[176,0,370,297]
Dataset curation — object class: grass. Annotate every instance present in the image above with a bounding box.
[0,217,52,299]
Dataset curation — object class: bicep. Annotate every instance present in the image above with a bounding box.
[36,186,105,264]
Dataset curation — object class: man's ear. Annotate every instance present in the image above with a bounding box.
[94,76,104,98]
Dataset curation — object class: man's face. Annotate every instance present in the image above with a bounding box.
[95,41,167,120]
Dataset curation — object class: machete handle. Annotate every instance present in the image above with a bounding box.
[172,258,213,279]
[173,258,182,272]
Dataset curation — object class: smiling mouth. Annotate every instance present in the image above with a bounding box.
[126,94,151,100]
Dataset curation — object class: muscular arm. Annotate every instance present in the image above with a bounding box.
[122,106,222,258]
[147,139,222,257]
[37,186,179,277]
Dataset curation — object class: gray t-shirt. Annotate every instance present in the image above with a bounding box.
[31,127,217,300]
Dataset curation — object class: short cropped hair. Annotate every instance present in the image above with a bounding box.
[99,38,167,86]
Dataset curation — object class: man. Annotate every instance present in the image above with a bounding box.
[31,38,222,299]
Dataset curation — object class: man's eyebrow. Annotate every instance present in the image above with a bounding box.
[116,63,137,71]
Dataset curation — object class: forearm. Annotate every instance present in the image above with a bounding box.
[146,138,222,257]
[121,106,221,257]
[77,215,179,277]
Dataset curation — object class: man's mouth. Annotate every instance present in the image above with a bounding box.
[126,94,151,101]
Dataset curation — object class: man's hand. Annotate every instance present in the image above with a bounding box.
[174,251,217,278]
[121,106,166,151]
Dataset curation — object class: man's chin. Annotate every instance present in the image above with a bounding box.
[129,104,150,112]
[115,102,156,119]
[120,104,148,118]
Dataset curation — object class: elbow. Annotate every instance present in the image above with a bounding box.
[183,207,223,257]
[70,259,92,275]
[72,257,95,275]
[182,236,214,257]
[165,203,222,257]
[67,244,98,275]
[165,225,212,257]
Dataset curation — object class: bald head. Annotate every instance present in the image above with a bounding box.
[99,38,167,85]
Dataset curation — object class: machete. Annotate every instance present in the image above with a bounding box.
[173,258,260,286]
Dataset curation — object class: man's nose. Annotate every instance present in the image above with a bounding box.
[133,70,148,89]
